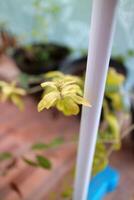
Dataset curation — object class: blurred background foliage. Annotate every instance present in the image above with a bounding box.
[0,0,134,88]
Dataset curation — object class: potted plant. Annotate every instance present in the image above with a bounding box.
[13,43,71,75]
[11,0,71,76]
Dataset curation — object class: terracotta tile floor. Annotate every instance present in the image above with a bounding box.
[0,98,79,200]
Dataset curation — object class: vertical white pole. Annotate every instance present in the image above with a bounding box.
[73,0,119,200]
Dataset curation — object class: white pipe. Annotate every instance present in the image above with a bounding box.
[73,0,119,199]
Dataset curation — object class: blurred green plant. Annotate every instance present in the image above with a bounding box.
[31,137,64,150]
[0,81,26,110]
[105,68,125,111]
[92,142,108,177]
[0,136,65,177]
[32,0,61,41]
[92,68,125,176]
[0,152,13,161]
[23,155,52,169]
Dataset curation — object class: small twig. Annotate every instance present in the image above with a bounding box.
[107,145,116,157]
[121,124,134,139]
[98,139,119,144]
[26,85,42,94]
[40,140,78,153]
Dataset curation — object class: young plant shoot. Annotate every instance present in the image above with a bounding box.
[38,71,91,116]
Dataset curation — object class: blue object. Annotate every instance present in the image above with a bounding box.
[87,166,120,200]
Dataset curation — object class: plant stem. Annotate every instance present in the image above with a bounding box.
[26,85,42,94]
[121,124,134,139]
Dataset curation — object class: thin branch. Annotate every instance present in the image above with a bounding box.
[121,124,134,139]
[107,145,116,157]
[26,86,42,94]
[98,138,119,144]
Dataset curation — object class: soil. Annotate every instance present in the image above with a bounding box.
[13,43,71,75]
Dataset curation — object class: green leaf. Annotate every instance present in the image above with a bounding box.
[56,98,80,116]
[0,81,26,110]
[38,91,59,111]
[105,84,119,94]
[11,95,24,111]
[36,155,52,169]
[61,186,73,198]
[106,114,120,140]
[49,137,64,148]
[71,95,91,107]
[41,82,57,89]
[32,143,49,150]
[0,152,12,161]
[22,157,38,167]
[32,137,64,151]
[92,142,108,176]
[106,68,125,86]
[38,72,90,116]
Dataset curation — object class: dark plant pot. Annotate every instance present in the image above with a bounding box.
[13,43,71,75]
[28,81,43,100]
[60,56,127,77]
[110,58,127,77]
[60,56,87,76]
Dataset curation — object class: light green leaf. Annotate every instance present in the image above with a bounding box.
[71,95,91,107]
[31,143,49,150]
[32,137,64,151]
[0,152,12,161]
[49,137,64,148]
[106,68,125,86]
[41,82,57,89]
[92,142,108,176]
[11,95,24,111]
[62,85,83,96]
[38,91,59,111]
[56,98,80,116]
[62,186,73,198]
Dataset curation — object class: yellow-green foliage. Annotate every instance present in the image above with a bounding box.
[105,68,125,110]
[44,71,84,88]
[106,68,124,86]
[92,68,125,176]
[92,142,108,176]
[38,71,90,116]
[93,112,121,175]
[0,81,26,110]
